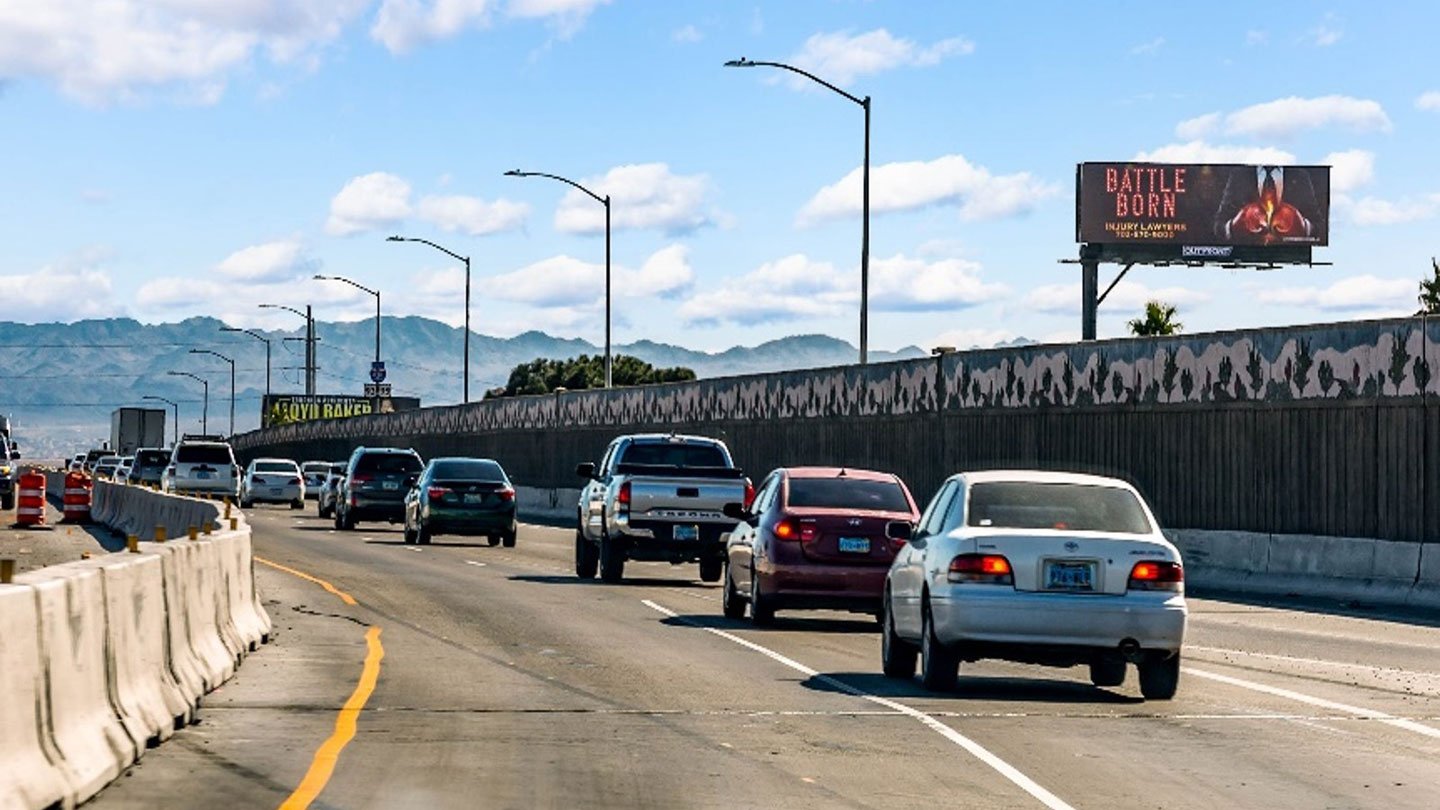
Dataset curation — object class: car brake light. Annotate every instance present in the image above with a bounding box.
[743,478,756,509]
[428,486,449,501]
[1128,560,1183,591]
[772,518,799,541]
[498,486,515,502]
[617,481,631,511]
[948,554,1014,585]
[351,473,373,484]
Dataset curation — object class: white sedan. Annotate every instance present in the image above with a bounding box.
[881,470,1187,700]
[240,458,305,509]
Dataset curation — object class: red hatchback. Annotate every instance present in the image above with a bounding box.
[721,467,920,625]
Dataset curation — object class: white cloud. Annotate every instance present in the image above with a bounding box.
[488,244,694,308]
[553,163,715,234]
[1417,91,1440,112]
[507,0,610,39]
[325,172,413,236]
[1306,21,1343,47]
[1130,37,1164,56]
[1320,149,1374,193]
[1336,194,1440,226]
[371,0,494,54]
[930,328,1017,352]
[215,239,315,283]
[0,255,115,322]
[0,0,367,103]
[678,252,1005,326]
[1222,95,1390,139]
[1174,112,1220,140]
[1024,281,1210,315]
[629,244,695,299]
[786,29,974,87]
[798,154,1057,226]
[415,194,529,235]
[1133,140,1297,164]
[1257,275,1414,312]
[672,24,702,43]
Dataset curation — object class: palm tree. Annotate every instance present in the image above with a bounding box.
[1420,257,1440,315]
[1127,300,1183,337]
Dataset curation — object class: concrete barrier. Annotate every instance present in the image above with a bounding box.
[0,584,73,810]
[515,485,582,523]
[94,553,192,744]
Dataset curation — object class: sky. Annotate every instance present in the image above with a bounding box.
[1,0,1437,354]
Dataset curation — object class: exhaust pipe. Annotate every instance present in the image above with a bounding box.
[1118,638,1143,663]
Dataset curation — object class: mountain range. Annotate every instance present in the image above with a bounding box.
[0,316,955,457]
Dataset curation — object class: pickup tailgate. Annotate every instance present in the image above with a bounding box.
[628,476,746,522]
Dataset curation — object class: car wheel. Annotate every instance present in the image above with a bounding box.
[881,593,918,679]
[501,532,517,548]
[575,530,598,580]
[1138,652,1180,700]
[487,535,501,547]
[416,522,431,546]
[599,533,626,583]
[749,568,775,627]
[698,556,723,583]
[721,563,747,619]
[1089,657,1128,688]
[403,520,416,545]
[339,508,356,531]
[919,601,959,692]
[0,493,13,510]
[240,497,253,509]
[290,499,303,510]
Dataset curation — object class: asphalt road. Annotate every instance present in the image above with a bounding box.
[87,507,1440,809]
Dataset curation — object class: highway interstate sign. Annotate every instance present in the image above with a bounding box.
[370,361,387,383]
[363,384,392,398]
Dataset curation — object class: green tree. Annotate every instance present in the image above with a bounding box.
[1127,300,1183,337]
[484,354,696,398]
[1420,257,1440,315]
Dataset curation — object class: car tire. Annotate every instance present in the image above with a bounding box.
[339,508,356,531]
[290,499,303,510]
[403,521,416,545]
[749,569,775,627]
[416,522,431,546]
[240,497,253,509]
[1089,657,1128,688]
[721,564,747,619]
[575,530,599,580]
[881,594,918,679]
[919,601,959,692]
[501,532,517,548]
[1138,652,1180,700]
[487,535,501,547]
[0,493,12,511]
[698,557,723,583]
[599,533,626,583]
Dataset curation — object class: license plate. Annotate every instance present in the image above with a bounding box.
[673,524,699,542]
[383,481,399,490]
[269,488,283,496]
[1046,561,1095,590]
[195,470,212,479]
[463,493,483,504]
[838,537,871,554]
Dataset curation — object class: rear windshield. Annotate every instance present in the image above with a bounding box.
[786,478,911,512]
[302,462,330,473]
[255,461,298,473]
[330,464,348,475]
[619,442,727,468]
[176,445,234,464]
[431,460,506,481]
[966,482,1152,534]
[135,450,169,467]
[355,453,423,474]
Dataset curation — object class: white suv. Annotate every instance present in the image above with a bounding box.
[163,436,240,497]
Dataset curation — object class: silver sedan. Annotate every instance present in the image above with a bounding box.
[881,470,1187,700]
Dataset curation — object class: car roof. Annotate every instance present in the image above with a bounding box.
[782,466,897,482]
[252,458,298,465]
[354,446,418,454]
[625,433,724,445]
[956,469,1134,489]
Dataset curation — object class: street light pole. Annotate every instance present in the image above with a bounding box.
[189,349,235,437]
[166,371,208,434]
[258,303,315,394]
[387,236,473,403]
[725,57,872,365]
[142,395,179,446]
[220,326,271,399]
[314,275,381,367]
[505,169,613,388]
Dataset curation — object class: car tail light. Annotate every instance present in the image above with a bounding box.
[772,518,799,541]
[948,554,1014,585]
[743,478,756,509]
[497,486,515,502]
[1128,560,1183,592]
[428,486,449,502]
[351,473,373,485]
[617,481,631,514]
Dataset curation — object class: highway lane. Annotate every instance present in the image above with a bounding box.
[89,508,1440,809]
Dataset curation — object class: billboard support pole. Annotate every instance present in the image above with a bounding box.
[1081,259,1098,341]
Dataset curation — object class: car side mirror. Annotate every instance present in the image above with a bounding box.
[885,520,914,542]
[575,462,596,480]
[722,502,751,522]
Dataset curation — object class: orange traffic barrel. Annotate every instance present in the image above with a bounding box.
[62,471,92,524]
[15,472,46,526]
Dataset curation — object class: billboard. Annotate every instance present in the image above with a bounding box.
[1077,163,1330,250]
[261,394,421,428]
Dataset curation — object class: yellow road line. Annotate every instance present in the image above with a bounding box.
[278,626,385,810]
[255,556,358,605]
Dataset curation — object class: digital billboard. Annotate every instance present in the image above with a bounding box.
[261,394,421,428]
[1077,163,1330,250]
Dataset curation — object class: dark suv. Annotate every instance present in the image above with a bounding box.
[128,447,171,487]
[335,446,424,530]
[0,440,16,510]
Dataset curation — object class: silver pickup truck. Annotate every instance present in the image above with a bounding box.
[575,434,750,583]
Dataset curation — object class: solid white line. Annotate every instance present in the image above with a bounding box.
[1183,667,1440,740]
[1187,645,1440,679]
[464,560,486,567]
[641,599,1075,810]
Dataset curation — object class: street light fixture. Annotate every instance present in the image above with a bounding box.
[313,275,381,369]
[504,168,613,388]
[258,303,316,395]
[725,57,872,365]
[189,349,235,437]
[387,235,473,403]
[141,395,179,446]
[166,371,208,434]
[220,326,271,399]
